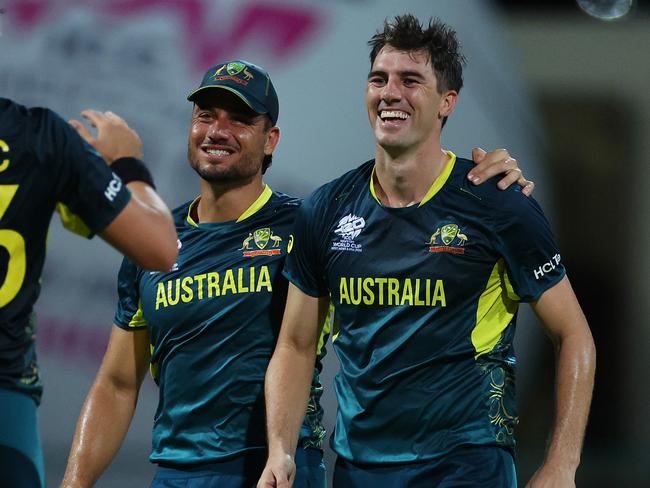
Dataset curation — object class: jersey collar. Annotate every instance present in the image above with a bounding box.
[186,184,273,227]
[369,150,457,207]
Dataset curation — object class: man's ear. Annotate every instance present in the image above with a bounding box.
[438,90,458,119]
[264,126,281,156]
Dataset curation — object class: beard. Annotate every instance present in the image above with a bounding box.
[187,145,262,184]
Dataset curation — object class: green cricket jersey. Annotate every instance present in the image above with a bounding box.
[284,152,566,464]
[0,98,131,402]
[115,186,326,465]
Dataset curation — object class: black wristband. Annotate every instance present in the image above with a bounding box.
[111,157,156,189]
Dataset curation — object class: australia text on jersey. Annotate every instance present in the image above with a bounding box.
[339,276,446,307]
[155,265,273,309]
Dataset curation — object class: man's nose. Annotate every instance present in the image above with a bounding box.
[381,77,402,103]
[206,114,231,140]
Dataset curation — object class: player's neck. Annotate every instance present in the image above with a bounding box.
[195,177,265,223]
[373,141,448,208]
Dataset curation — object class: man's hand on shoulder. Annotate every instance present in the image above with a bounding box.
[468,147,535,196]
[69,110,143,164]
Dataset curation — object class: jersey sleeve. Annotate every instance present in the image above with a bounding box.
[493,195,566,302]
[31,108,131,237]
[114,257,147,330]
[283,194,329,297]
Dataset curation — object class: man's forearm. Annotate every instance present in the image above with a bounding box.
[544,330,596,471]
[100,181,177,272]
[265,342,316,457]
[61,378,139,487]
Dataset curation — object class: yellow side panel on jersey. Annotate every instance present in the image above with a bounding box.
[150,343,158,381]
[128,301,147,328]
[56,202,91,237]
[472,260,519,358]
[317,303,335,355]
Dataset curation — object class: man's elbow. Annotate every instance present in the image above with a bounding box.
[563,326,596,373]
[136,239,177,271]
[582,332,596,370]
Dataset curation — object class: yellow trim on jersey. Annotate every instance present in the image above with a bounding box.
[127,301,147,328]
[149,343,158,381]
[331,315,340,342]
[55,202,91,237]
[186,196,202,227]
[419,151,456,206]
[471,260,519,358]
[0,139,10,172]
[185,185,273,226]
[236,184,273,222]
[317,303,334,355]
[369,167,380,203]
[369,151,457,206]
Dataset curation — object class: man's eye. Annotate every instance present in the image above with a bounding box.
[233,116,254,125]
[369,77,385,86]
[403,78,418,86]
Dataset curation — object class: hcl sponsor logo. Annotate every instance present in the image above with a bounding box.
[104,174,123,202]
[533,253,561,280]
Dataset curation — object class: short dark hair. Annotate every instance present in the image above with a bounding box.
[368,15,466,127]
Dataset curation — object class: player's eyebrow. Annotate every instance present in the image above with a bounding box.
[398,70,426,79]
[367,70,426,80]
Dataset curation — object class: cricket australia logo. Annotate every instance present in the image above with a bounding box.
[214,62,254,85]
[426,223,468,255]
[240,228,283,257]
[332,214,365,253]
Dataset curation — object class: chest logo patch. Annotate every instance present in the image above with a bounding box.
[332,213,365,253]
[240,228,283,257]
[427,223,467,255]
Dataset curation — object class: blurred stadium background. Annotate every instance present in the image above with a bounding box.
[1,0,647,486]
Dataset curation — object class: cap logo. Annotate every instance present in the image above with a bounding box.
[211,62,255,86]
[226,62,244,75]
[191,60,276,124]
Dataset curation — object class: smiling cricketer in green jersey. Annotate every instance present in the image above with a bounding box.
[284,153,565,464]
[115,188,327,467]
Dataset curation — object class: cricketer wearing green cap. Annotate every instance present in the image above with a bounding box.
[187,60,280,125]
[62,59,327,488]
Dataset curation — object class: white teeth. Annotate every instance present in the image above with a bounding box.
[380,110,409,120]
[206,149,230,156]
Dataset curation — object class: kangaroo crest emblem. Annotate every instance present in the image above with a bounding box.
[242,228,283,257]
[441,224,459,246]
[427,222,468,255]
[254,228,270,249]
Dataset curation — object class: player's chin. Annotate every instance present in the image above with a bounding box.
[376,134,410,152]
[198,166,256,184]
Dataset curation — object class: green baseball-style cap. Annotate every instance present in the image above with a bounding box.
[187,60,279,125]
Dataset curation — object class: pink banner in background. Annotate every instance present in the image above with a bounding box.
[8,0,324,69]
